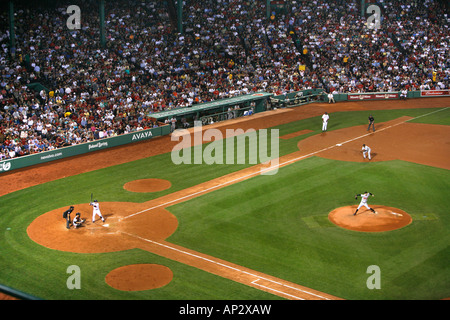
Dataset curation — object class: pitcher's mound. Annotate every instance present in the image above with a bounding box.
[329,205,412,232]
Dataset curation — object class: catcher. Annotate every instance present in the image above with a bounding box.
[354,192,377,215]
[72,212,86,229]
[63,206,74,229]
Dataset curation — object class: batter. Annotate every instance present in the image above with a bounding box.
[90,200,106,223]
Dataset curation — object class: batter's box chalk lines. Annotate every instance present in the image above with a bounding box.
[119,231,332,300]
[123,107,448,221]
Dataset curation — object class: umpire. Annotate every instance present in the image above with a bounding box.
[63,206,74,229]
[367,115,375,132]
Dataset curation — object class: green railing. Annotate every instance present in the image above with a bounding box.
[0,124,170,174]
[270,89,325,107]
[0,284,42,300]
[150,92,273,122]
[200,106,254,125]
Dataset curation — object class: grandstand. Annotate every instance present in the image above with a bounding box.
[0,0,448,162]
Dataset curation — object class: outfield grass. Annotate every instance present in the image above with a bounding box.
[0,107,448,300]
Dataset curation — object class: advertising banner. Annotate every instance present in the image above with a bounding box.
[0,125,170,173]
[347,92,399,100]
[420,90,450,97]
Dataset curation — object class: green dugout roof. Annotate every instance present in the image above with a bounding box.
[149,92,273,120]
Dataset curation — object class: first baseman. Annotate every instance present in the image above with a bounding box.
[90,200,106,223]
[354,192,377,215]
[362,144,372,160]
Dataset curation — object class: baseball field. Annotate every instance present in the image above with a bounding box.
[0,98,449,301]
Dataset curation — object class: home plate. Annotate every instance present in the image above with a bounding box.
[102,224,110,227]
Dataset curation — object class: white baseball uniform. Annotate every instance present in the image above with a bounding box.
[357,192,372,210]
[90,201,105,222]
[72,215,85,228]
[362,145,371,160]
[327,93,335,103]
[322,113,329,131]
[354,192,376,215]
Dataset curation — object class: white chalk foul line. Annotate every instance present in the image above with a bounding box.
[118,107,447,299]
[250,279,305,300]
[405,107,449,121]
[123,107,448,221]
[251,278,331,300]
[120,230,329,300]
[122,133,367,220]
[255,106,449,172]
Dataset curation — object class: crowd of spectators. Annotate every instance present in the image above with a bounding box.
[0,0,448,160]
[289,0,449,93]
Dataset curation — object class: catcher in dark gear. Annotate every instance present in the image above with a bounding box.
[72,212,86,229]
[63,206,74,229]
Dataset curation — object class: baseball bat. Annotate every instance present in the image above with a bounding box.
[90,193,93,203]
